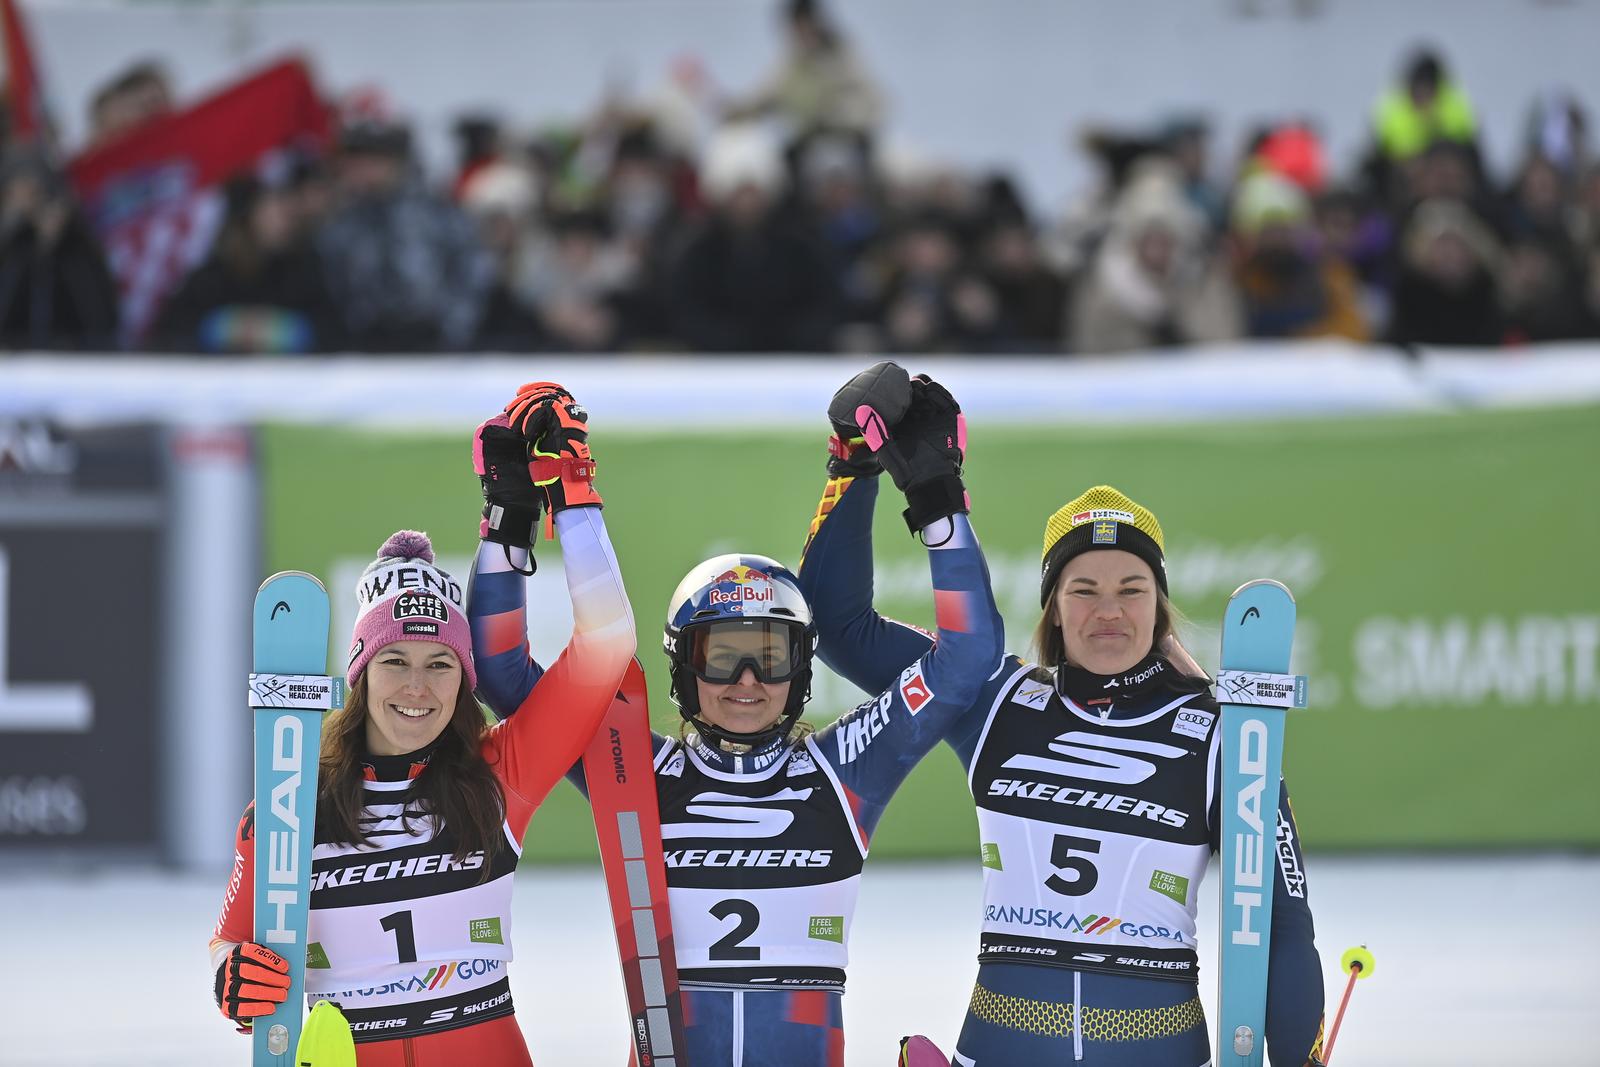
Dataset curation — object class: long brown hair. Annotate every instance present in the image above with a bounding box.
[317,671,505,864]
[1031,578,1183,670]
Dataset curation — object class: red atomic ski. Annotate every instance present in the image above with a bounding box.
[584,659,688,1066]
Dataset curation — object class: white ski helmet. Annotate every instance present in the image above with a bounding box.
[662,554,817,749]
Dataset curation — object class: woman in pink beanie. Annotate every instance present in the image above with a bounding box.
[210,383,633,1066]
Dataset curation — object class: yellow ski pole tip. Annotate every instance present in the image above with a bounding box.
[1341,945,1375,978]
[296,1000,357,1067]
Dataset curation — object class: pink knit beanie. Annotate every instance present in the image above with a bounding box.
[346,530,476,691]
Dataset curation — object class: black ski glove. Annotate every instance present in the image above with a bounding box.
[474,382,602,566]
[829,362,968,533]
[827,361,908,479]
[474,413,543,551]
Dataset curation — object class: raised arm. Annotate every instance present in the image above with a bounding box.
[468,539,545,720]
[487,506,635,809]
[816,511,1004,836]
[468,383,636,811]
[807,366,1005,833]
[797,363,950,695]
[799,474,937,696]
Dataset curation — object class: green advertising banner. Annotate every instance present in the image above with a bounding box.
[263,403,1600,861]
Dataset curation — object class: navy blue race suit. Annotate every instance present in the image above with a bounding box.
[470,510,1005,1066]
[797,473,1326,1067]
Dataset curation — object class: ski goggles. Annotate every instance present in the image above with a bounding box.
[685,619,806,684]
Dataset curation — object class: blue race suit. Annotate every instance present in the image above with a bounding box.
[797,474,1326,1067]
[470,511,1005,1067]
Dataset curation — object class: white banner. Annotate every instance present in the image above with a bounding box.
[7,345,1600,431]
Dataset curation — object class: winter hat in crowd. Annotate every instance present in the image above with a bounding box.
[1040,486,1168,606]
[346,530,476,691]
[700,122,783,201]
[1231,170,1311,236]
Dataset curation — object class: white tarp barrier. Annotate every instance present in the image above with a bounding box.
[5,342,1600,430]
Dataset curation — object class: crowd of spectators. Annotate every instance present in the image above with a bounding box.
[5,1,1600,355]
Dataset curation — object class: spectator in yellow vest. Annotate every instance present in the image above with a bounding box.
[1365,48,1483,211]
[1374,48,1477,163]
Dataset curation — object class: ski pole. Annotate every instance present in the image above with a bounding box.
[1322,945,1375,1065]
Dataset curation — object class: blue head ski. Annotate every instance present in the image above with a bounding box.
[1216,579,1306,1067]
[250,571,337,1065]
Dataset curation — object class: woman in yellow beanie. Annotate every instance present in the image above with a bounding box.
[799,424,1327,1065]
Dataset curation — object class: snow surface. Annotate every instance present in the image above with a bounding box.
[1,855,1593,1065]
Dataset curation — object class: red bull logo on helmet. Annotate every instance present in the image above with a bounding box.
[706,564,776,607]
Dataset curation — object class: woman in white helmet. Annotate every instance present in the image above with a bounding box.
[470,367,1005,1065]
